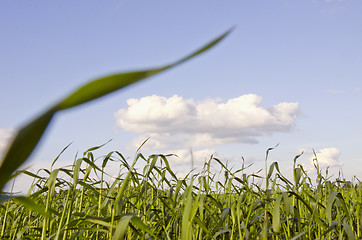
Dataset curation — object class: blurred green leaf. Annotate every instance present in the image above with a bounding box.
[0,29,231,191]
[0,106,58,192]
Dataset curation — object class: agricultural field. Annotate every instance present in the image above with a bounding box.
[0,146,361,239]
[0,24,361,239]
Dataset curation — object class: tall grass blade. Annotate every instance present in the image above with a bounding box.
[326,192,339,225]
[342,223,355,240]
[51,142,72,169]
[272,194,283,233]
[182,180,194,240]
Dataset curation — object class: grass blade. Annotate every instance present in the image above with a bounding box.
[59,29,232,111]
[326,192,338,225]
[342,223,355,240]
[272,194,283,233]
[13,196,50,218]
[182,180,194,240]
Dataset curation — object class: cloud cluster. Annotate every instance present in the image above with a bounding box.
[115,94,299,150]
[298,147,342,169]
[310,148,342,168]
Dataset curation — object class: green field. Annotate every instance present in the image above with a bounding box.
[1,30,360,239]
[1,146,361,239]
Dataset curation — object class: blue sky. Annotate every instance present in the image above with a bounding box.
[1,0,362,190]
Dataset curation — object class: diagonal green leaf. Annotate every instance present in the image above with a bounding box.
[0,29,231,192]
[84,139,112,153]
[290,231,307,240]
[287,191,313,214]
[0,105,58,191]
[59,29,232,110]
[51,142,72,169]
[130,216,157,239]
[13,196,51,218]
[193,216,210,235]
[112,214,133,240]
[342,223,355,240]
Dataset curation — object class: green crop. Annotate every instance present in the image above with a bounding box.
[1,145,361,239]
[1,28,361,239]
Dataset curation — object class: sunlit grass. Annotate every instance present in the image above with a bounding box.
[1,145,360,239]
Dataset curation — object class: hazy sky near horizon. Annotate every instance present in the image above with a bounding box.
[1,0,362,189]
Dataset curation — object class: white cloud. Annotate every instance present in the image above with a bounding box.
[115,94,299,151]
[310,148,342,168]
[297,147,342,169]
[0,128,15,157]
[279,147,342,182]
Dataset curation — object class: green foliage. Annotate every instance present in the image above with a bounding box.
[1,147,361,239]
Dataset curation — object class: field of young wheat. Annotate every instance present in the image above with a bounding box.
[1,30,360,239]
[1,145,361,239]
